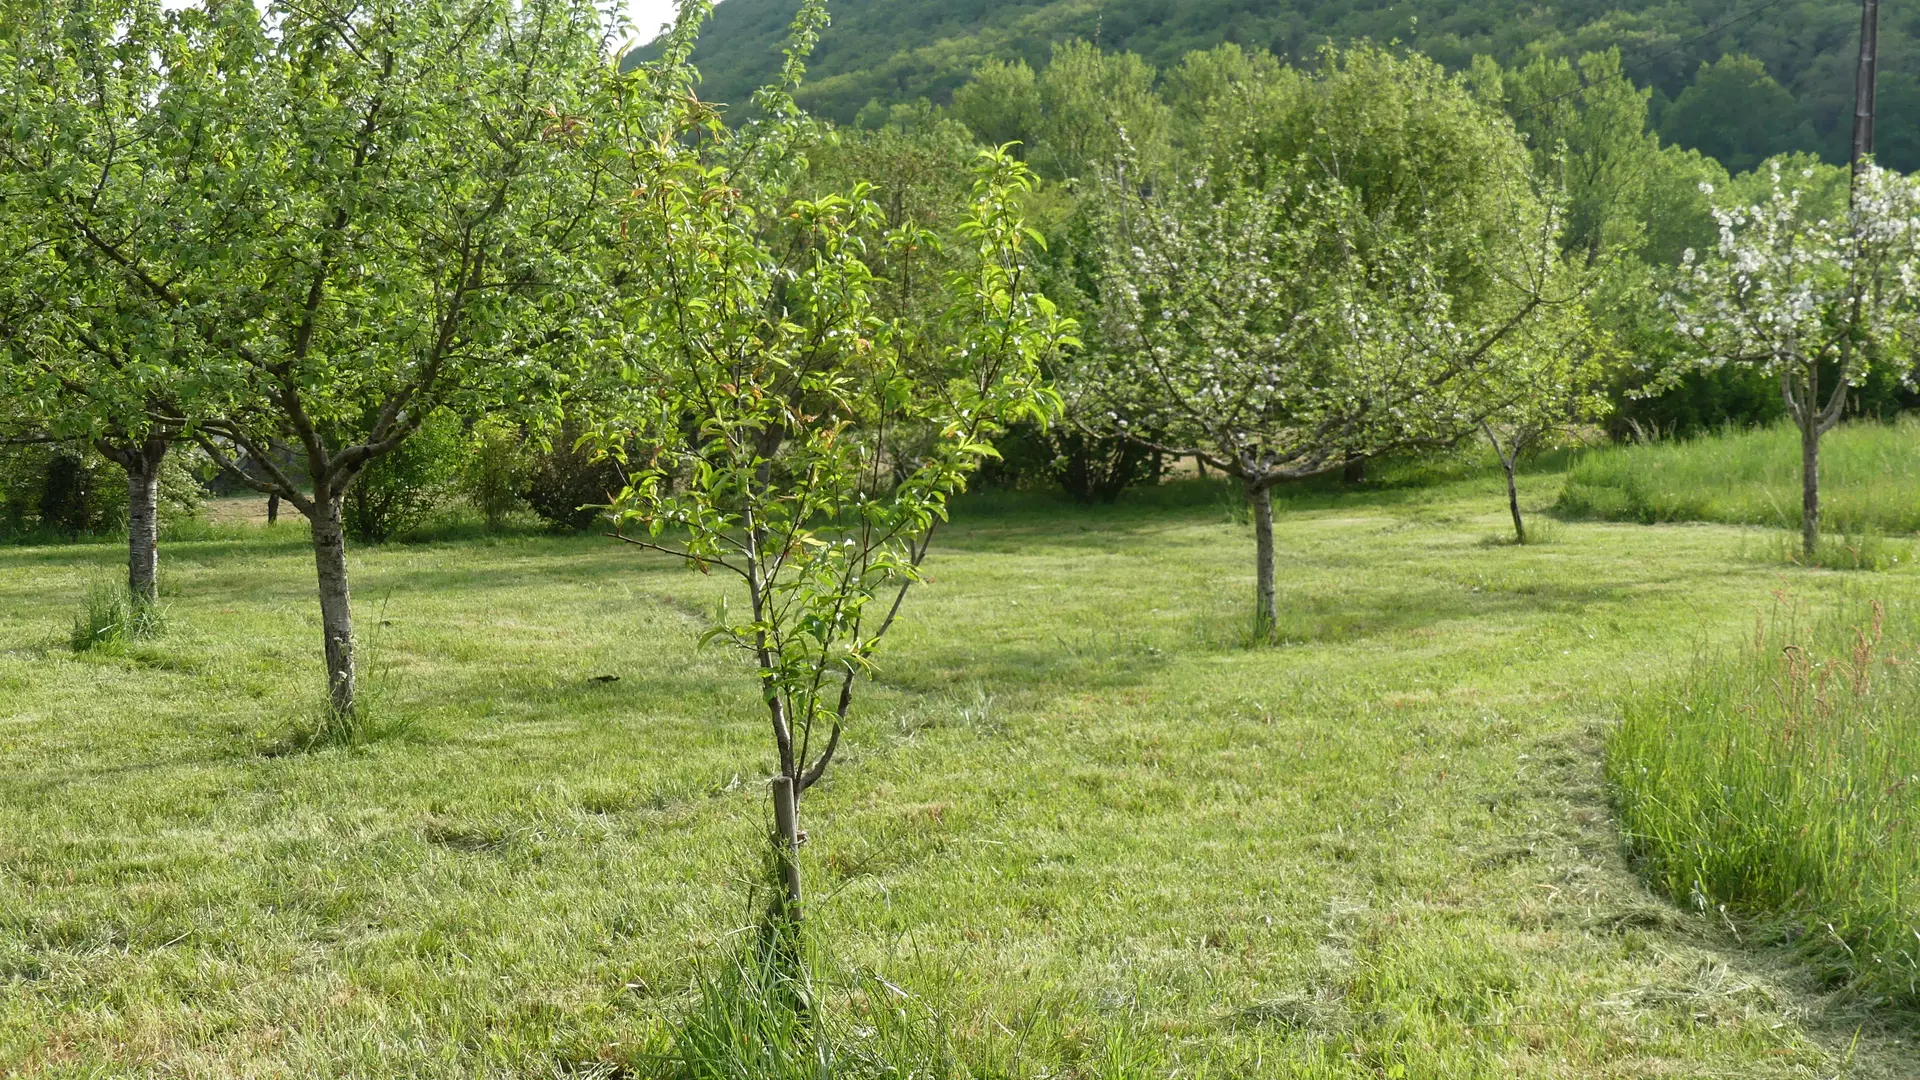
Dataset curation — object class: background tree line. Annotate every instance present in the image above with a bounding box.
[637,0,1916,175]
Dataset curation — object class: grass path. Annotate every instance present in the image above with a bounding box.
[2,475,1917,1077]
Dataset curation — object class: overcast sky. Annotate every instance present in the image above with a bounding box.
[156,1,702,51]
[623,0,682,46]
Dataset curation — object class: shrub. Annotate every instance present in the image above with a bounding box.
[459,417,528,531]
[519,422,624,532]
[976,421,1163,503]
[1610,598,1920,1004]
[342,410,463,543]
[1,443,206,540]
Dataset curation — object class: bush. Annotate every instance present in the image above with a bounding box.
[1610,598,1920,1005]
[342,410,463,543]
[976,422,1164,503]
[459,417,529,531]
[519,422,624,532]
[0,442,204,540]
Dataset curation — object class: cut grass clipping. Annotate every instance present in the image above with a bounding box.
[69,577,163,653]
[1609,596,1920,1006]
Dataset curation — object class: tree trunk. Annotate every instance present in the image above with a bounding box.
[99,435,169,606]
[1800,413,1821,559]
[1342,454,1366,485]
[310,494,358,716]
[124,447,164,605]
[770,774,803,924]
[1503,457,1525,544]
[1250,481,1276,642]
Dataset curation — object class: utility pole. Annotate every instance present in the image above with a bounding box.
[1851,0,1880,187]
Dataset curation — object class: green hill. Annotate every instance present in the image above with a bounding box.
[644,0,1920,171]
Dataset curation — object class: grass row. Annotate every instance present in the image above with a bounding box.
[1557,418,1920,537]
[1609,597,1920,1009]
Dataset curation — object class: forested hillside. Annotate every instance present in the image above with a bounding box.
[645,0,1917,171]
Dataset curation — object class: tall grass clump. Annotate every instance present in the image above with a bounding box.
[1559,418,1920,533]
[1609,599,1920,1004]
[69,577,162,652]
[652,926,963,1080]
[1746,528,1914,572]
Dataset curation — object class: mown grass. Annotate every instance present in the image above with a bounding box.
[1610,597,1920,1009]
[3,474,1919,1077]
[1558,418,1920,538]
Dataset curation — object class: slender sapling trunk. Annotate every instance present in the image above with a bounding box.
[1800,409,1821,559]
[770,774,803,923]
[1482,423,1525,544]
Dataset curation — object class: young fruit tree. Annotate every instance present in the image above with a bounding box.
[1667,161,1920,557]
[595,1,1069,923]
[0,0,260,604]
[4,0,610,718]
[1080,159,1572,638]
[1478,320,1611,544]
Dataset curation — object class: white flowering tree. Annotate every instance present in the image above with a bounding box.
[1669,162,1920,556]
[1080,162,1570,638]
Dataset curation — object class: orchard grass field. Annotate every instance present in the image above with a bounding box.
[1559,418,1920,541]
[4,467,1920,1078]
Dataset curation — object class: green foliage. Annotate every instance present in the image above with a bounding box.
[1557,419,1920,534]
[459,417,530,533]
[0,443,204,540]
[342,411,463,544]
[1658,55,1814,176]
[519,422,625,533]
[953,40,1168,180]
[807,104,981,342]
[648,0,1908,171]
[1193,46,1548,308]
[29,449,120,537]
[1610,598,1920,1005]
[976,421,1165,503]
[1076,47,1569,481]
[596,0,1071,825]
